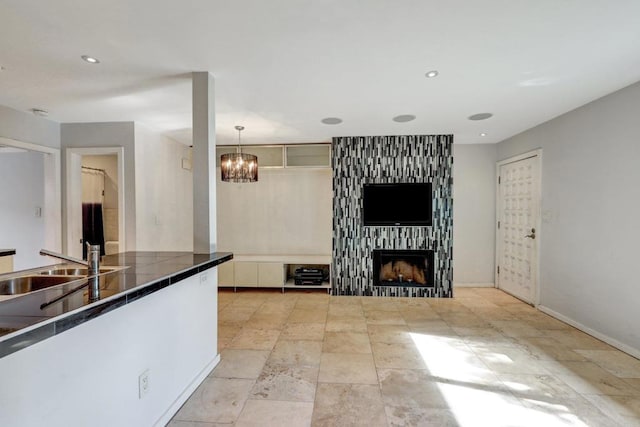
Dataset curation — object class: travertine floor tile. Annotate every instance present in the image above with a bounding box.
[575,349,640,378]
[497,373,579,399]
[242,313,288,330]
[371,341,427,369]
[236,400,313,427]
[318,353,378,384]
[474,346,551,375]
[218,307,256,323]
[365,310,406,325]
[583,393,640,424]
[172,377,254,423]
[490,320,547,338]
[521,395,623,426]
[517,336,588,361]
[280,322,325,341]
[384,407,459,427]
[268,339,323,366]
[544,329,614,351]
[328,304,364,318]
[378,369,449,408]
[323,331,371,354]
[211,349,270,379]
[554,361,639,396]
[171,288,640,427]
[251,363,318,402]
[325,318,368,332]
[312,383,387,427]
[288,309,327,323]
[167,420,226,427]
[227,328,280,350]
[367,325,413,344]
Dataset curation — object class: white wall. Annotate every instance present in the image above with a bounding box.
[0,269,219,427]
[497,80,640,356]
[61,122,136,250]
[134,123,193,251]
[217,167,332,255]
[452,144,497,286]
[0,152,46,270]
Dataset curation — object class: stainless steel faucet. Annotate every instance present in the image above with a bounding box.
[40,243,101,276]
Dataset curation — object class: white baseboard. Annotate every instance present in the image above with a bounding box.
[155,353,221,426]
[538,305,640,360]
[454,282,495,288]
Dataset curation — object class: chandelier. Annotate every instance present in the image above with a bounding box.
[220,125,258,183]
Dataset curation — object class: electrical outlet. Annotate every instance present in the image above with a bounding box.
[138,369,150,398]
[200,273,208,284]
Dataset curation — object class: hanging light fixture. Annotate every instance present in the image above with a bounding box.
[221,125,258,183]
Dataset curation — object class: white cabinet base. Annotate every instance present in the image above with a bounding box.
[219,255,331,294]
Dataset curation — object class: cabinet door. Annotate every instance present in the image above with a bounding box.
[234,262,258,287]
[218,261,234,286]
[285,145,331,167]
[258,262,285,287]
[244,146,284,167]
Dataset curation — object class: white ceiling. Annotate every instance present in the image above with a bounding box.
[1,0,640,146]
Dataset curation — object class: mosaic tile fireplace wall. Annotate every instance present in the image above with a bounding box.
[332,135,453,297]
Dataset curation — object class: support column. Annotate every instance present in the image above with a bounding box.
[192,72,217,254]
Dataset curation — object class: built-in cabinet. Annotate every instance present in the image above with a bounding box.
[219,255,331,293]
[216,144,332,293]
[216,144,331,168]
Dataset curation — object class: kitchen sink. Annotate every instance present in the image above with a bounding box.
[0,275,83,295]
[38,267,116,276]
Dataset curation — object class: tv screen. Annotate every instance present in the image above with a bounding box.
[362,183,432,226]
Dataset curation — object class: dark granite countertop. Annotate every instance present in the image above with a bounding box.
[0,249,16,257]
[0,251,232,358]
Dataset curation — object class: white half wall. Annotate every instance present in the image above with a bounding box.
[0,269,219,427]
[217,167,332,255]
[497,80,640,354]
[0,152,46,270]
[134,123,193,251]
[452,144,497,286]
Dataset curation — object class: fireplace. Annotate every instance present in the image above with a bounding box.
[373,249,434,287]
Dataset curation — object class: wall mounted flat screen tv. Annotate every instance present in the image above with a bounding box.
[362,183,432,226]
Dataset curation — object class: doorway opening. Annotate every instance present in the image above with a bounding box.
[0,137,61,270]
[66,147,125,259]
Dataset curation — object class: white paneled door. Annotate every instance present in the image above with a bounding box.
[496,152,541,304]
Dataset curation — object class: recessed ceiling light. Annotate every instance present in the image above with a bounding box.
[321,117,343,125]
[31,108,49,117]
[81,55,100,64]
[425,70,439,78]
[480,133,487,137]
[392,114,416,123]
[468,113,493,121]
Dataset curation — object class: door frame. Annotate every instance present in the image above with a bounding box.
[495,148,543,305]
[65,147,125,258]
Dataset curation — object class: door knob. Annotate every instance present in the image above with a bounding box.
[525,228,536,239]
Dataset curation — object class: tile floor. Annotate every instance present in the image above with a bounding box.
[169,288,640,426]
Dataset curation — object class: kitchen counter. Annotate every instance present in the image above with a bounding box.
[0,249,16,257]
[0,251,232,358]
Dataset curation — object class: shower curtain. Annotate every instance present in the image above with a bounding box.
[81,169,106,258]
